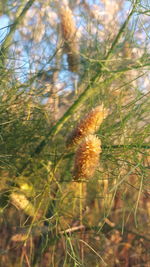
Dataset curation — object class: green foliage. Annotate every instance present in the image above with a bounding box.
[0,0,150,266]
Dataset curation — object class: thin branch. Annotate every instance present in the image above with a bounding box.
[102,144,150,149]
[105,61,150,74]
[11,223,150,243]
[0,0,36,60]
[104,0,138,61]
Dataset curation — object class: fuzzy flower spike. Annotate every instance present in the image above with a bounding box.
[59,5,79,72]
[73,134,102,180]
[66,104,108,148]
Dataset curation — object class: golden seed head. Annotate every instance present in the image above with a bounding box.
[11,233,28,242]
[10,192,35,217]
[73,134,102,180]
[60,6,77,43]
[66,104,108,148]
[59,5,79,72]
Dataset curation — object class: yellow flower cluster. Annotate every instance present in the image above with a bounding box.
[74,135,102,180]
[66,104,108,148]
[66,104,108,180]
[10,192,40,219]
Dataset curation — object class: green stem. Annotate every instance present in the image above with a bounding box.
[104,0,138,61]
[103,144,150,149]
[105,62,150,74]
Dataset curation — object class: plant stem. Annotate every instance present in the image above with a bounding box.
[0,0,36,62]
